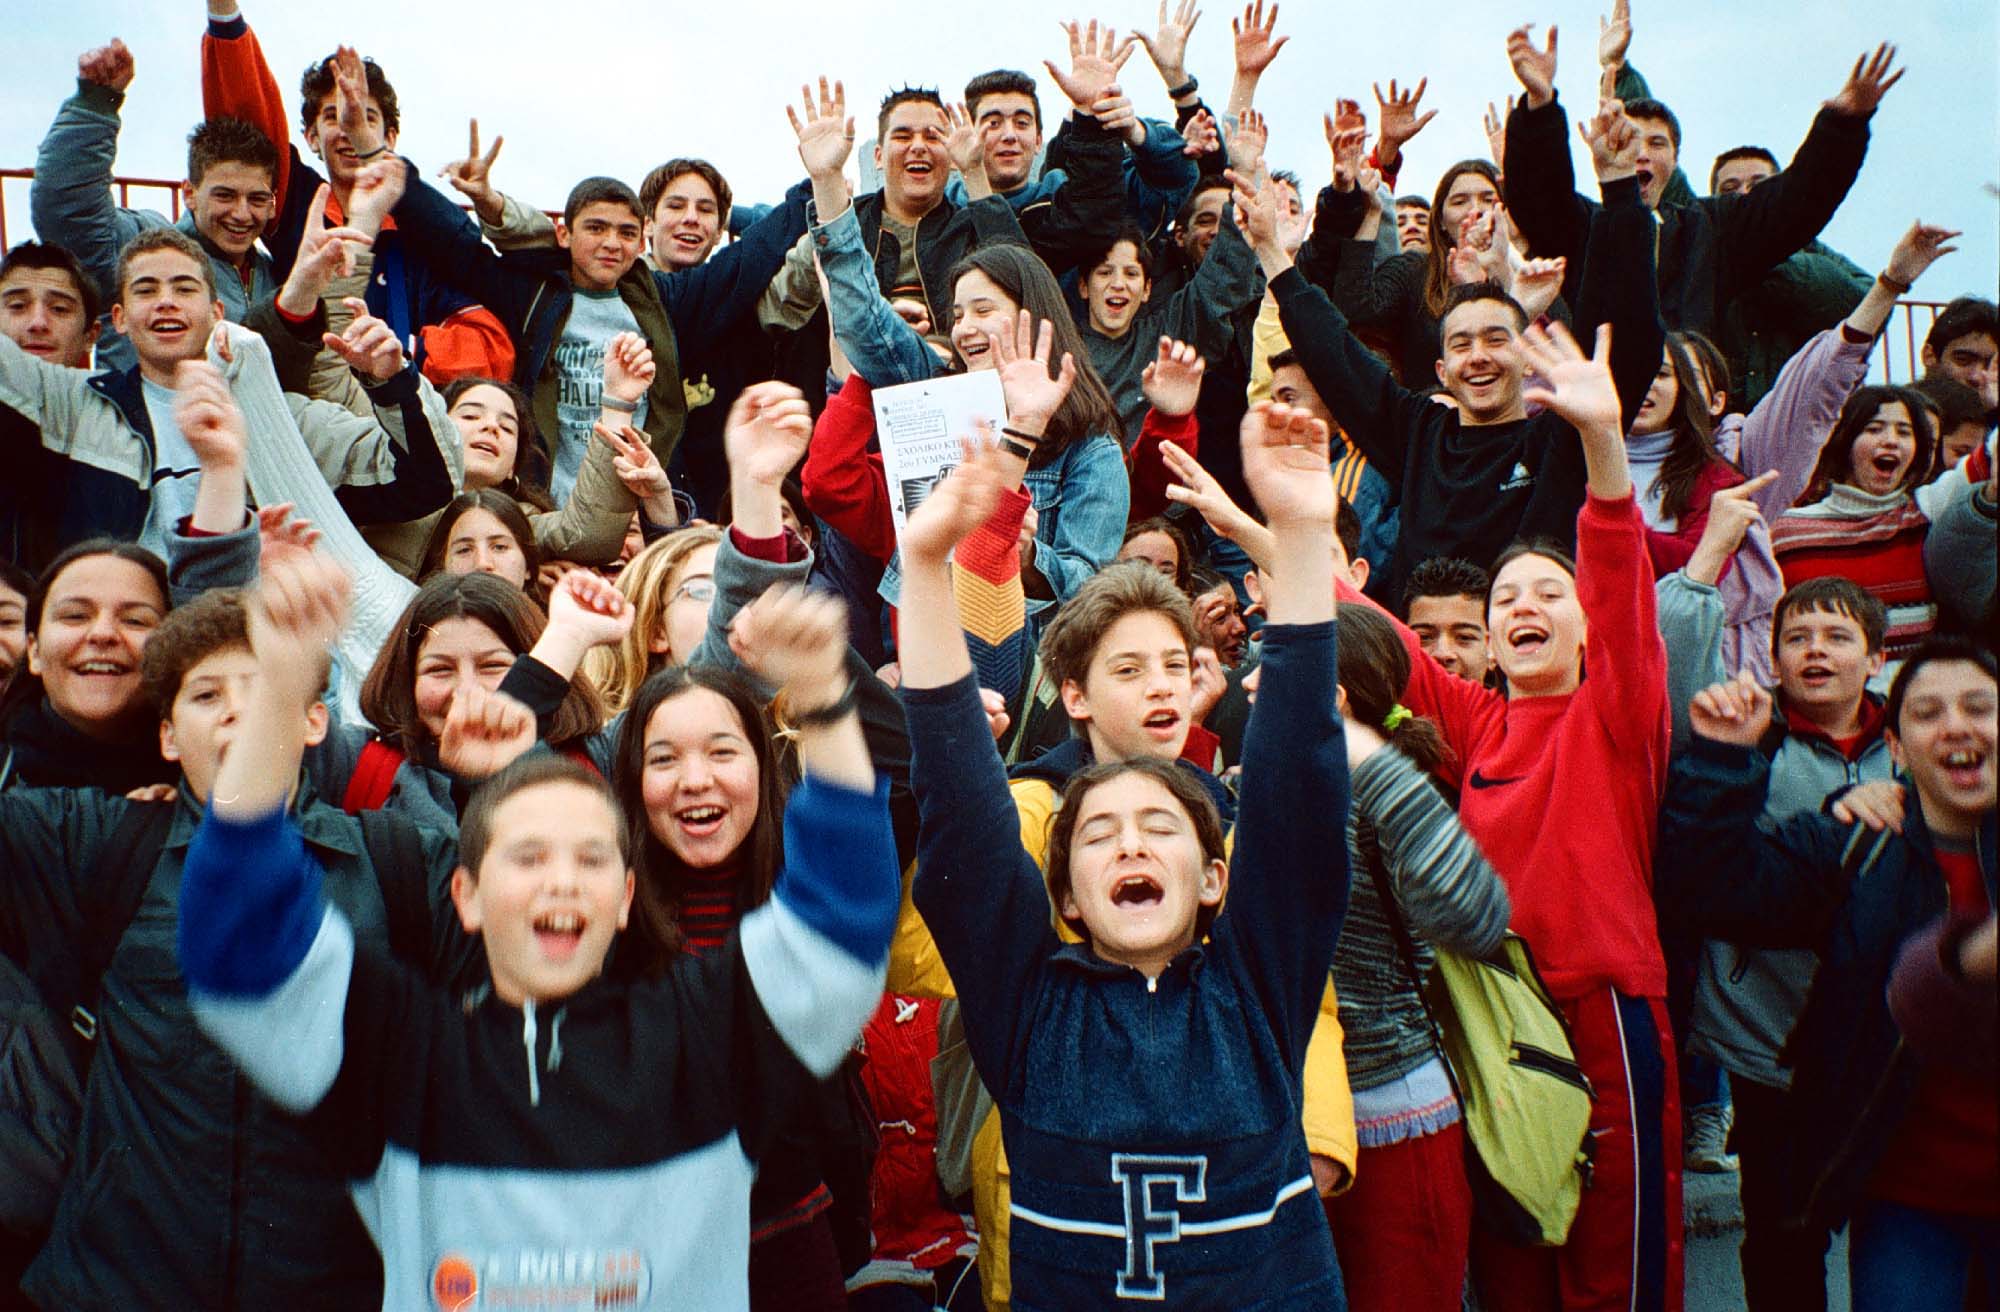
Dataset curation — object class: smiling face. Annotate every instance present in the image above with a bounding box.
[1408,592,1491,683]
[1118,530,1181,582]
[450,384,521,490]
[1058,770,1225,975]
[650,172,724,269]
[1082,240,1149,339]
[1925,331,1998,402]
[413,615,517,743]
[1632,348,1681,436]
[1191,583,1247,668]
[304,89,397,187]
[0,578,25,678]
[1843,401,1921,495]
[442,507,530,590]
[1395,201,1432,254]
[111,248,223,381]
[876,101,950,216]
[453,780,633,1007]
[184,161,277,260]
[950,268,1020,371]
[639,686,761,870]
[559,201,646,292]
[26,554,167,737]
[1060,610,1194,763]
[1775,605,1881,727]
[1435,298,1524,423]
[1175,189,1228,266]
[1888,660,1997,838]
[976,91,1042,192]
[1,266,98,366]
[1488,552,1585,698]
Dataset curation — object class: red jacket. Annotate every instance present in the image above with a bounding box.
[1643,458,1743,579]
[857,995,974,1270]
[1127,407,1197,523]
[802,375,897,563]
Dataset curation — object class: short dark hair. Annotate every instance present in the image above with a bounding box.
[638,159,733,227]
[1883,636,1997,736]
[1174,177,1233,232]
[1120,517,1195,595]
[1271,168,1303,195]
[1045,756,1227,940]
[1772,577,1888,657]
[877,86,946,141]
[1912,373,1993,435]
[1268,346,1303,375]
[1622,98,1681,149]
[1039,560,1196,697]
[1488,538,1577,599]
[114,227,215,303]
[1080,225,1155,282]
[563,177,644,228]
[1441,280,1527,331]
[964,70,1040,127]
[1709,145,1779,193]
[186,117,279,189]
[1334,500,1361,563]
[1926,297,2000,360]
[460,753,627,882]
[140,588,249,716]
[1404,557,1490,613]
[298,53,400,136]
[1394,195,1431,210]
[1,240,102,322]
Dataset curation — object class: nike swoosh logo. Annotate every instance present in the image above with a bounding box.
[1466,769,1529,790]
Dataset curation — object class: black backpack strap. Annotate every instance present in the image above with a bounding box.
[356,809,434,974]
[70,802,175,1049]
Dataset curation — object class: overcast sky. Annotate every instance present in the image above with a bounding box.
[5,0,1995,325]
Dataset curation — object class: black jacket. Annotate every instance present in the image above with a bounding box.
[0,785,474,1310]
[1504,94,1870,341]
[1658,736,1998,1230]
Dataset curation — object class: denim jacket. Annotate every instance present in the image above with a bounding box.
[813,206,1130,625]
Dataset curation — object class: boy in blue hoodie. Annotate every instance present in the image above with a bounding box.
[894,399,1371,1308]
[176,545,899,1312]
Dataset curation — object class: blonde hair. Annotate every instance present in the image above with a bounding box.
[584,525,723,713]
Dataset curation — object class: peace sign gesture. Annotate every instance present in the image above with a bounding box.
[276,182,374,315]
[990,309,1078,435]
[441,119,506,225]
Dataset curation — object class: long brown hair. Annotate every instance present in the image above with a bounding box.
[359,572,602,757]
[946,244,1122,462]
[1804,384,1939,503]
[1421,159,1502,319]
[1650,332,1740,525]
[415,489,542,587]
[442,376,554,512]
[610,664,793,970]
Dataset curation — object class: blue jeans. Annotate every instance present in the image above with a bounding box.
[1849,1200,1999,1312]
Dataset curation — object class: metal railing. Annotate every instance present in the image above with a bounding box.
[0,165,1951,386]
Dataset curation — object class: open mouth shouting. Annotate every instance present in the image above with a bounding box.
[1798,662,1837,691]
[1941,747,1989,791]
[1142,707,1182,742]
[533,909,587,962]
[1505,621,1551,658]
[1110,873,1165,908]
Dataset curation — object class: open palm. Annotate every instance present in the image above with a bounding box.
[1517,321,1622,433]
[1240,401,1334,529]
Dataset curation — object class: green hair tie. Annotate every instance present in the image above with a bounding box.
[1382,704,1413,732]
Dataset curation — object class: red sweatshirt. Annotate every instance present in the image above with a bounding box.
[1127,407,1197,522]
[1343,493,1672,1000]
[801,375,897,563]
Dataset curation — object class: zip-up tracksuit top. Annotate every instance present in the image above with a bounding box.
[904,620,1352,1309]
[177,777,899,1312]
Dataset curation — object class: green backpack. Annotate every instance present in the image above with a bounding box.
[1369,860,1596,1247]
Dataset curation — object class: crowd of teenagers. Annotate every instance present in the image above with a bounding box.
[0,0,1993,1308]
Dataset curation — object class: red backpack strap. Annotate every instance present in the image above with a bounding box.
[342,739,405,814]
[561,745,602,778]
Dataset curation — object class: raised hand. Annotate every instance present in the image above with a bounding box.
[728,584,851,707]
[174,360,248,471]
[944,102,986,180]
[1141,337,1206,417]
[1883,221,1960,289]
[1685,470,1777,584]
[437,684,538,781]
[990,309,1079,434]
[331,46,382,156]
[1240,399,1334,529]
[248,542,353,700]
[1825,43,1903,117]
[594,421,678,523]
[789,77,855,177]
[603,330,655,404]
[1189,645,1227,723]
[1228,166,1280,252]
[900,434,1015,566]
[1161,440,1272,566]
[1046,19,1139,109]
[1231,1,1288,77]
[1090,90,1146,147]
[78,38,135,92]
[321,298,407,381]
[724,381,815,488]
[1688,670,1773,748]
[1580,96,1638,182]
[1373,78,1438,166]
[548,567,637,650]
[256,505,324,560]
[889,297,933,337]
[1506,23,1559,109]
[439,119,505,223]
[344,157,407,237]
[278,183,374,314]
[1515,320,1623,442]
[1510,254,1567,320]
[1136,0,1202,87]
[1323,113,1367,191]
[1223,106,1269,175]
[1484,97,1514,171]
[1598,0,1632,71]
[1180,108,1220,157]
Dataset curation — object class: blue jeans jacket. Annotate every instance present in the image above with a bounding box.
[814,206,1131,625]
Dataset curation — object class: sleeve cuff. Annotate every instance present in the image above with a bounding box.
[728,524,808,564]
[207,14,248,37]
[953,487,1031,581]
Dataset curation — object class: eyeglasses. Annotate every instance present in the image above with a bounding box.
[671,577,716,605]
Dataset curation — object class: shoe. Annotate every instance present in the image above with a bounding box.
[1685,1101,1739,1173]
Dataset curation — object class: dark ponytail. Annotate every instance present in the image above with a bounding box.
[1336,603,1452,776]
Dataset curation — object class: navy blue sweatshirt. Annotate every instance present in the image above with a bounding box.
[904,620,1351,1309]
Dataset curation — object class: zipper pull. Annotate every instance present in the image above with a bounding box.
[522,1000,541,1107]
